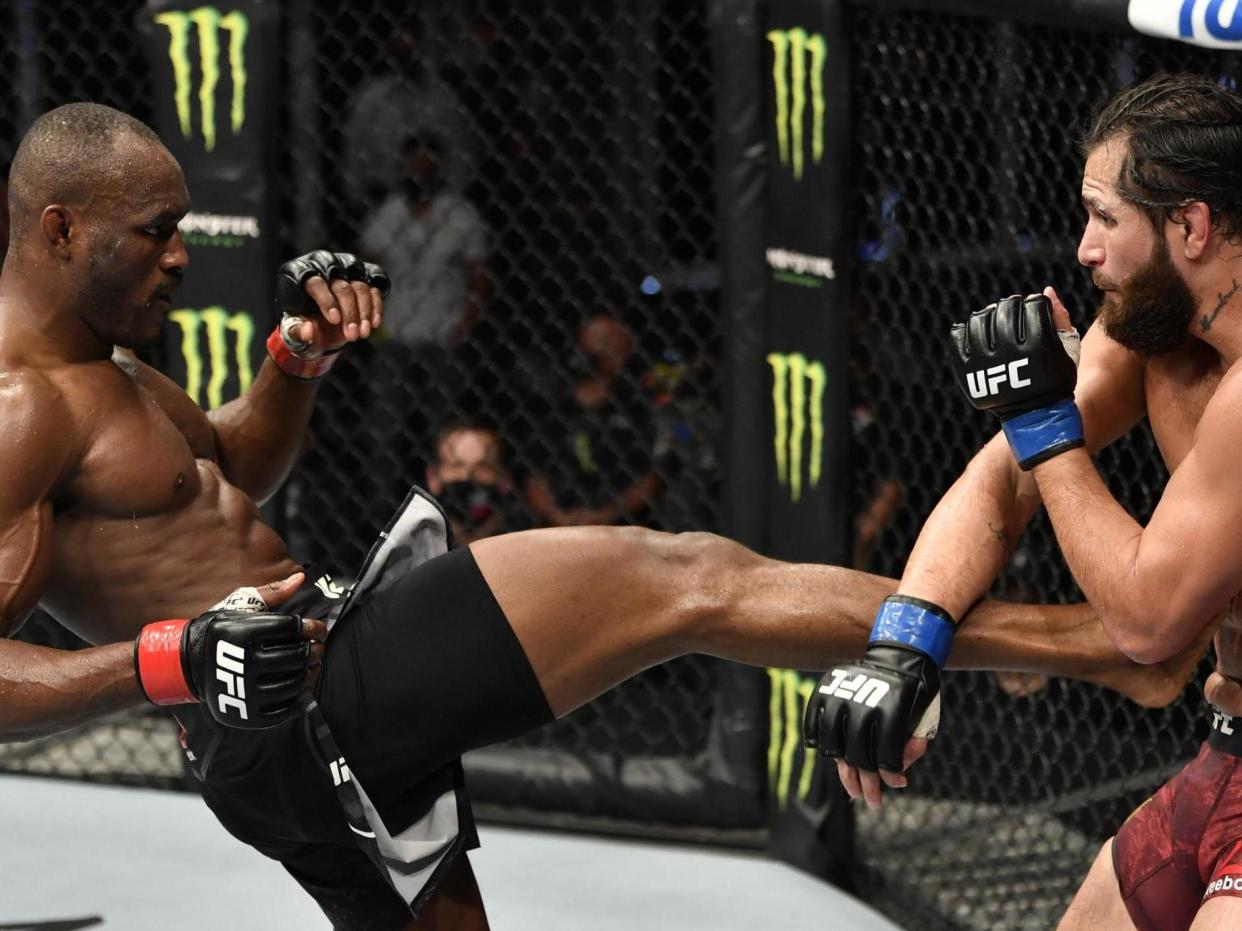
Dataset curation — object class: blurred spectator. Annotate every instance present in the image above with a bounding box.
[850,401,903,571]
[524,313,663,527]
[343,16,475,213]
[357,132,491,507]
[426,421,531,544]
[359,133,491,352]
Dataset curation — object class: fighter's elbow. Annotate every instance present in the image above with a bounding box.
[1105,603,1204,666]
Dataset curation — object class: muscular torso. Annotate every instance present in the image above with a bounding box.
[32,351,296,644]
[1142,339,1242,675]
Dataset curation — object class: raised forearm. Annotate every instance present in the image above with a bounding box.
[209,358,319,503]
[899,434,1041,620]
[0,639,143,743]
[1033,449,1167,660]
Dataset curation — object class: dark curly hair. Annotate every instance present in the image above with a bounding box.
[1080,73,1242,241]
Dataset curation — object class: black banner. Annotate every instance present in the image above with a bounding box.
[138,0,278,409]
[762,0,852,567]
[760,0,856,883]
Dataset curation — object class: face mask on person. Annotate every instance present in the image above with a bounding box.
[438,480,502,536]
[402,168,443,206]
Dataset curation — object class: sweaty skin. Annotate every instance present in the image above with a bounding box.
[0,120,1213,931]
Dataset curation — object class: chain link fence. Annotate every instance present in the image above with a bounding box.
[0,0,737,827]
[0,0,1233,927]
[846,8,1230,929]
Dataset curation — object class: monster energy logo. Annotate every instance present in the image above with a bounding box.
[768,352,825,503]
[768,668,819,810]
[169,307,255,409]
[154,7,249,152]
[767,27,826,181]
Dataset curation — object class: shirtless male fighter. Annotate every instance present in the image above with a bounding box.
[0,102,1206,930]
[805,74,1242,931]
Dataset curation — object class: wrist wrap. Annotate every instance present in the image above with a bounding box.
[868,595,957,669]
[135,619,196,705]
[266,326,340,380]
[1000,399,1084,470]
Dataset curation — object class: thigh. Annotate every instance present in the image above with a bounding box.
[469,526,714,715]
[1058,838,1139,931]
[318,545,554,785]
[406,854,490,931]
[277,840,414,930]
[1192,896,1242,930]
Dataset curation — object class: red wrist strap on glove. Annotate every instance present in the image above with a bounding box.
[266,326,340,380]
[135,618,196,705]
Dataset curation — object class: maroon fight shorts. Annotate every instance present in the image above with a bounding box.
[1113,709,1242,931]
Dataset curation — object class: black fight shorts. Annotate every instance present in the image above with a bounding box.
[178,490,553,929]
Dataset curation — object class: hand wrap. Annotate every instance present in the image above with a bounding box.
[267,250,391,380]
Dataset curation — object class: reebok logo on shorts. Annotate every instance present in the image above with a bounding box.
[1204,869,1242,899]
[818,668,890,707]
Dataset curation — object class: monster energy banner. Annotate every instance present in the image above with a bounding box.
[762,0,852,567]
[760,0,856,885]
[138,0,278,409]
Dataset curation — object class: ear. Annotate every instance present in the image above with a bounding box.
[1173,201,1212,261]
[426,464,441,495]
[40,205,74,257]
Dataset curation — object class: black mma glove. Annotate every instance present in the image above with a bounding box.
[267,250,392,379]
[948,293,1083,470]
[135,608,309,729]
[804,595,953,773]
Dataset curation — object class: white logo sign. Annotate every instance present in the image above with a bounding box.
[179,212,261,238]
[965,359,1031,399]
[765,247,836,280]
[215,640,248,720]
[1214,709,1235,735]
[818,668,890,707]
[315,575,345,599]
[1129,0,1242,49]
[330,756,352,786]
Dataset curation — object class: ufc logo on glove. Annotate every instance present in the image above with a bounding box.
[965,359,1031,399]
[215,641,249,720]
[819,669,891,707]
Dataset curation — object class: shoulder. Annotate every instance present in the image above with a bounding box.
[0,366,78,495]
[1207,359,1242,415]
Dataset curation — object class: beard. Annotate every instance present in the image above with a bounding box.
[1096,236,1197,357]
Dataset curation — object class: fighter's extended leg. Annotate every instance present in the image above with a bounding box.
[1191,897,1242,930]
[1057,839,1137,931]
[469,526,1198,718]
[405,856,489,931]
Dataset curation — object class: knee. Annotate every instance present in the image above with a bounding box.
[636,529,760,633]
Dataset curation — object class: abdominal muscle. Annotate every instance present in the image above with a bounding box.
[41,460,300,645]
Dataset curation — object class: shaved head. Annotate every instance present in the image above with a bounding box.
[1,102,190,350]
[7,103,166,250]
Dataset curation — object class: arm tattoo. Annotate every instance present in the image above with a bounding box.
[987,521,1009,549]
[1200,279,1240,333]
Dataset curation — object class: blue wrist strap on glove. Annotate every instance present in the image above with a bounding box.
[1001,399,1084,471]
[868,595,956,669]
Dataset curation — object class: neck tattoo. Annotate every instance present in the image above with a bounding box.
[1199,278,1240,333]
